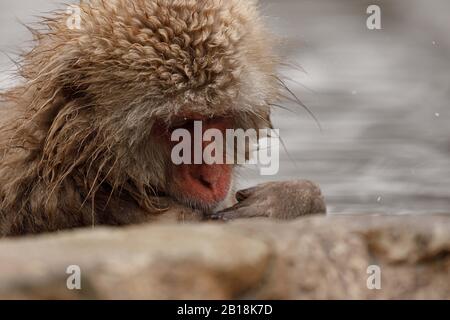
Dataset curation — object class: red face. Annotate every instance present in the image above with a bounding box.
[154,116,234,211]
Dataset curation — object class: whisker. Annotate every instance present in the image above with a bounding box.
[278,74,317,94]
[275,76,323,132]
[270,128,299,172]
[279,61,308,75]
[269,103,299,115]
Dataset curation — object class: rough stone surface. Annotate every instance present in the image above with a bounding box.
[0,215,449,299]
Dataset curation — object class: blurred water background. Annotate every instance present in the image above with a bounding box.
[0,0,449,214]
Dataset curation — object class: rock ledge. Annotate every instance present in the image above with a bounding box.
[1,215,449,299]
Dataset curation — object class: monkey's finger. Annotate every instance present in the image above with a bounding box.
[215,200,249,214]
[236,187,259,202]
[311,194,327,214]
[210,207,268,221]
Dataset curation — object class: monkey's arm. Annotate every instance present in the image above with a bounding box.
[209,180,326,221]
[101,196,205,226]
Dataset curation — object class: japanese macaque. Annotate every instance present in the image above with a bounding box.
[0,0,325,236]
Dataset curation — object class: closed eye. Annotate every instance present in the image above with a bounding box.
[168,119,196,132]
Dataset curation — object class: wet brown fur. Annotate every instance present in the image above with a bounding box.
[0,0,281,236]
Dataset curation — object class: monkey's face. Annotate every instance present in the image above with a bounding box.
[150,116,235,211]
[29,0,280,213]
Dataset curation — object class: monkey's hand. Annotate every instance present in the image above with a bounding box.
[210,180,326,221]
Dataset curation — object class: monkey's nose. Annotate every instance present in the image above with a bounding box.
[197,174,213,190]
[183,164,232,203]
[192,166,220,190]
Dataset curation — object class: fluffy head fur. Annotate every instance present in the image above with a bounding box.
[0,0,281,235]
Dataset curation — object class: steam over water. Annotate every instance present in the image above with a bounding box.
[1,0,449,214]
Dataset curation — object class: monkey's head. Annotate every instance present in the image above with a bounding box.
[16,0,280,213]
